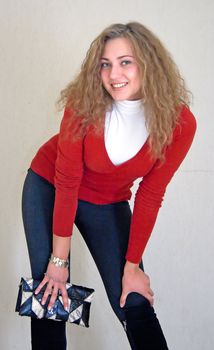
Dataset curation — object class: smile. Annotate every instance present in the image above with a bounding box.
[111,82,128,88]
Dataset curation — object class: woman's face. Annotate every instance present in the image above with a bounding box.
[100,37,142,101]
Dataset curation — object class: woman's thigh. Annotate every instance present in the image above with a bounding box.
[75,200,146,323]
[22,168,55,279]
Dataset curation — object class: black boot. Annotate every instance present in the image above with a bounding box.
[31,318,67,350]
[124,303,169,350]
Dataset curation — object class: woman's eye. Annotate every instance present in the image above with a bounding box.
[121,60,132,66]
[101,62,110,69]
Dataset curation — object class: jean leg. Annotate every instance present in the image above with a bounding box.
[75,200,131,322]
[22,168,66,350]
[75,200,168,349]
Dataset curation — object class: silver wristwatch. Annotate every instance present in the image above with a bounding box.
[49,254,69,268]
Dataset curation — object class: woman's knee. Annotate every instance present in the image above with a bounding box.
[124,292,150,309]
[123,292,157,323]
[109,292,152,323]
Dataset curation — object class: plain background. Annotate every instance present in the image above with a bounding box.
[0,0,213,349]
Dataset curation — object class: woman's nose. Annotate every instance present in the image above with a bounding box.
[109,64,121,81]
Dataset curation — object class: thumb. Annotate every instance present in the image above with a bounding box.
[120,291,128,308]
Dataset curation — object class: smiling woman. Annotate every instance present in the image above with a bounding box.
[21,22,196,350]
[100,38,142,101]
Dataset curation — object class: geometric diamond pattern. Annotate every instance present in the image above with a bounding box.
[68,304,83,323]
[32,296,45,319]
[15,277,95,327]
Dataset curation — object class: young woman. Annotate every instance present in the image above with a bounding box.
[22,22,197,349]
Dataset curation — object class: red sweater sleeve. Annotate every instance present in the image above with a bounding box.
[125,106,197,263]
[53,108,84,236]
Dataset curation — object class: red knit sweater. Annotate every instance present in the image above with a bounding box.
[30,106,197,263]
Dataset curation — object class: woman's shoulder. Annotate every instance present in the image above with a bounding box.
[58,107,86,141]
[175,104,197,139]
[60,107,83,127]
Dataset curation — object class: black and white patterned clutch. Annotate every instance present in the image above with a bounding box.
[15,277,95,327]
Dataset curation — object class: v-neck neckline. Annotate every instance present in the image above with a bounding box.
[101,129,150,169]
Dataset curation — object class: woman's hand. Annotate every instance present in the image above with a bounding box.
[35,261,69,311]
[120,261,154,308]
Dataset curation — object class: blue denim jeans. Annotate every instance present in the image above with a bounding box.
[22,168,168,350]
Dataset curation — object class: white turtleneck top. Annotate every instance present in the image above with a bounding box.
[104,100,149,165]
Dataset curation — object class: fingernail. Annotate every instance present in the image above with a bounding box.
[35,290,38,295]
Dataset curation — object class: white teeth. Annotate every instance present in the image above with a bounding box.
[112,83,127,88]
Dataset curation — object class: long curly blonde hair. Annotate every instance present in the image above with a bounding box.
[58,22,191,160]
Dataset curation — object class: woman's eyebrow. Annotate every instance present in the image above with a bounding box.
[100,55,134,60]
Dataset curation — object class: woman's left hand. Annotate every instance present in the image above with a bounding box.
[120,262,154,308]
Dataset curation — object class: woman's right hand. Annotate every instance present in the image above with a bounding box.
[35,261,69,311]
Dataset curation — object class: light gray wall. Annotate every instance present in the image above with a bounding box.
[0,0,213,349]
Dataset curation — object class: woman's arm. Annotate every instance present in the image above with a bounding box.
[52,234,71,259]
[35,108,84,310]
[120,106,197,307]
[126,105,197,264]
